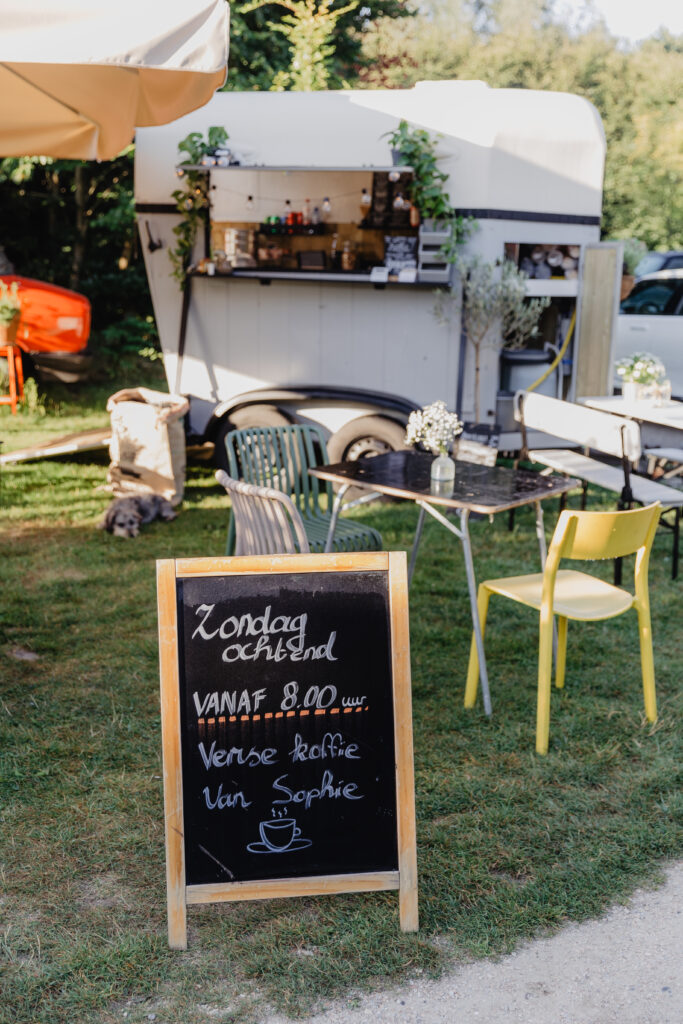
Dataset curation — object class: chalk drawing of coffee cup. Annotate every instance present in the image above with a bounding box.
[247,817,312,854]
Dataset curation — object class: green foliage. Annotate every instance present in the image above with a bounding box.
[170,127,229,287]
[90,314,161,379]
[0,279,21,324]
[227,0,413,91]
[20,377,47,416]
[384,120,476,250]
[385,120,452,222]
[0,152,153,337]
[435,256,551,420]
[356,2,683,250]
[244,0,360,91]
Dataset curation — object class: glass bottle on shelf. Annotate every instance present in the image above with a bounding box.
[282,199,292,225]
[303,198,312,225]
[359,188,372,223]
[311,206,321,226]
[330,232,339,270]
[341,240,356,272]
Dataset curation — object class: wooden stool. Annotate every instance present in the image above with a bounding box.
[0,344,25,414]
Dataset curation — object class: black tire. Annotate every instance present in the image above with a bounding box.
[327,415,408,463]
[212,404,292,471]
[327,415,408,500]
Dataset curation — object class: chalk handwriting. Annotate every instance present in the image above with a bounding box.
[191,604,337,664]
[193,688,267,718]
[290,732,360,763]
[198,741,278,771]
[203,783,251,810]
[272,770,363,810]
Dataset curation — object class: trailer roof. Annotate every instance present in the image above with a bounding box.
[135,80,605,218]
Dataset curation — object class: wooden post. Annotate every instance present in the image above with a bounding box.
[157,559,187,949]
[389,551,419,931]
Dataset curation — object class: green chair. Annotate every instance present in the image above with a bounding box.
[223,424,383,555]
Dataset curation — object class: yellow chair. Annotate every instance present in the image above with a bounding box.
[465,503,661,754]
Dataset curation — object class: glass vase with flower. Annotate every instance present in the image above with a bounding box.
[405,400,463,485]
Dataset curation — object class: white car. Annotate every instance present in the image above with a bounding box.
[615,269,683,399]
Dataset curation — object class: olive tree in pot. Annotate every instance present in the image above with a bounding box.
[435,256,550,423]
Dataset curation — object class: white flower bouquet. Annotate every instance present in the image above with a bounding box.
[615,352,666,385]
[405,400,463,456]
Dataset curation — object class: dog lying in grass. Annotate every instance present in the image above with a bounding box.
[99,494,177,538]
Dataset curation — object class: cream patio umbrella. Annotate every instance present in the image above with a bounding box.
[0,0,229,160]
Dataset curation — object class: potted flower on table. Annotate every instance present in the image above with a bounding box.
[405,400,463,485]
[615,352,670,404]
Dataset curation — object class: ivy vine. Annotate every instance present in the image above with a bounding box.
[170,126,229,287]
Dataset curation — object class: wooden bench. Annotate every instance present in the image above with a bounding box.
[514,391,683,579]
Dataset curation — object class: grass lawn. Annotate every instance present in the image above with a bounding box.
[0,376,681,1024]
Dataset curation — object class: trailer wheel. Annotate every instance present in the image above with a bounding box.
[327,415,408,464]
[213,405,292,471]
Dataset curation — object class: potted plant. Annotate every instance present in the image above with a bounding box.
[615,351,667,402]
[0,279,21,344]
[435,256,550,423]
[384,120,472,237]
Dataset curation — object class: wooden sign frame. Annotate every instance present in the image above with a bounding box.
[157,551,418,949]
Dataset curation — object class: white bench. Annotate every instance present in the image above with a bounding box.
[514,391,683,578]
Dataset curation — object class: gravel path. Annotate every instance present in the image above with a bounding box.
[265,862,682,1024]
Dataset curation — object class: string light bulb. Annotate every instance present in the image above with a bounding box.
[246,195,254,211]
[175,167,185,178]
[392,192,405,210]
[388,169,401,183]
[321,196,332,217]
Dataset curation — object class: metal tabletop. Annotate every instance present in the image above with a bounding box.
[310,450,576,512]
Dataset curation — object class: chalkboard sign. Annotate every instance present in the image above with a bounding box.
[157,552,417,949]
[383,235,418,275]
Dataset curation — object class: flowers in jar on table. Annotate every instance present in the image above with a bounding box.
[615,352,667,385]
[405,400,463,456]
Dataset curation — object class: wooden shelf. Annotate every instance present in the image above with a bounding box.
[189,269,437,287]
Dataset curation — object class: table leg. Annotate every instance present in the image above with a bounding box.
[324,484,349,553]
[408,505,427,586]
[415,501,492,717]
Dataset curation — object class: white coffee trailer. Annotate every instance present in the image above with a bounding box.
[134,81,620,461]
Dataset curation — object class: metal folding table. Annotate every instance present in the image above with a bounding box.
[310,451,577,717]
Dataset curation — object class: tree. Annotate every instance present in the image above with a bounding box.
[355,3,683,249]
[435,258,549,422]
[0,154,153,342]
[243,0,360,91]
[226,0,413,90]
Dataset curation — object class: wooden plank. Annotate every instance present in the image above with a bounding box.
[388,551,419,932]
[187,870,400,904]
[175,552,390,576]
[156,559,187,950]
[574,245,619,399]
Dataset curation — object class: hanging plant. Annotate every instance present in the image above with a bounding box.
[383,119,475,253]
[170,126,229,287]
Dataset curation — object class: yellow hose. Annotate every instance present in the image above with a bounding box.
[526,309,576,392]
